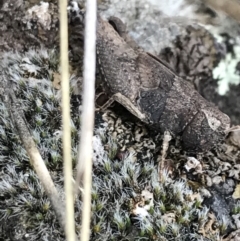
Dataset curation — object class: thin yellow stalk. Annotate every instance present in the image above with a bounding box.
[76,0,97,240]
[3,87,66,230]
[59,0,75,240]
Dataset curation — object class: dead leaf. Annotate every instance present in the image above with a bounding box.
[233,184,240,199]
[52,72,61,90]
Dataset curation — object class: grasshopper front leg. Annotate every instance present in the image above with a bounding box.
[96,92,147,123]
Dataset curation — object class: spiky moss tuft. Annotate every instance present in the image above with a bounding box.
[1,49,82,168]
[0,49,81,240]
[0,48,223,240]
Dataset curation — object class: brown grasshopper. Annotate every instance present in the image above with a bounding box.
[95,15,230,153]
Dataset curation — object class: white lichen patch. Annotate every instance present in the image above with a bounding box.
[211,35,240,95]
[92,135,105,164]
[185,156,202,173]
[67,1,80,13]
[26,2,51,30]
[132,203,150,217]
[149,0,196,20]
[141,190,154,210]
[232,214,240,229]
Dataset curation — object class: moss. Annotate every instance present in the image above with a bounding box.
[0,49,231,241]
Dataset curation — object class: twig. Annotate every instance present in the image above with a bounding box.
[2,85,66,230]
[75,0,97,240]
[158,131,172,182]
[59,0,76,240]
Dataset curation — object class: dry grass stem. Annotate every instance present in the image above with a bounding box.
[159,131,172,182]
[75,0,97,240]
[2,85,66,230]
[59,0,76,240]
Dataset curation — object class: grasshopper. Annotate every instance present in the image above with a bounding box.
[95,15,230,153]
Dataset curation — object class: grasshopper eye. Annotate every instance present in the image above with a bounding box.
[108,16,126,37]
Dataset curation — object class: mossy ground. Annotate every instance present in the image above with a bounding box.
[0,49,235,241]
